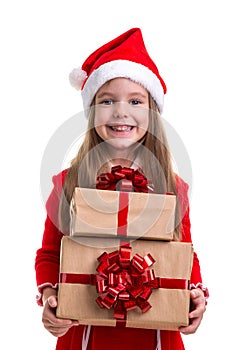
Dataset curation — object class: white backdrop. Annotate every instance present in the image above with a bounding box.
[1,1,232,348]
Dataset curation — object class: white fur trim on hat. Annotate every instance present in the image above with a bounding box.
[69,67,87,90]
[81,60,164,114]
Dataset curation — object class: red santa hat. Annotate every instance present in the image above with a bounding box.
[69,27,167,114]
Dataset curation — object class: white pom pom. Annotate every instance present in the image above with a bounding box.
[69,68,87,90]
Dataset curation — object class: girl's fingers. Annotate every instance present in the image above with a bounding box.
[179,316,202,335]
[47,295,58,308]
[49,316,73,325]
[42,293,79,337]
[179,288,206,334]
[189,305,206,319]
[43,313,74,327]
[43,318,79,337]
[190,289,204,304]
[189,289,206,318]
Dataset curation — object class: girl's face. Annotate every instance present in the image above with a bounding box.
[94,78,149,154]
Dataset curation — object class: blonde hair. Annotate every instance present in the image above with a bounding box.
[59,94,181,240]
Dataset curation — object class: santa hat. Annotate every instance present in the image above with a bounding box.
[69,27,166,114]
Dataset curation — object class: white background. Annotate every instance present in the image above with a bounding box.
[1,0,232,348]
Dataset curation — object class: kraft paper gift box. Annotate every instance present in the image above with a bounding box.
[56,236,193,330]
[70,187,176,241]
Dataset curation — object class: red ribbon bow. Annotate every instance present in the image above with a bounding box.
[96,165,153,193]
[95,245,159,321]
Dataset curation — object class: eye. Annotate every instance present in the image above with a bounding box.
[100,99,113,105]
[130,99,142,105]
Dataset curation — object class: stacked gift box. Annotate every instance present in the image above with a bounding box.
[56,166,193,330]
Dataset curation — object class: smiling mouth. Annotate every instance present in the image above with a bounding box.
[108,125,134,132]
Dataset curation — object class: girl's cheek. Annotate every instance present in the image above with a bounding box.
[139,120,149,133]
[94,125,108,141]
[94,125,102,137]
[94,115,104,129]
[94,112,109,129]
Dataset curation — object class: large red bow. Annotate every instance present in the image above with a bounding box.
[95,245,159,321]
[96,165,153,193]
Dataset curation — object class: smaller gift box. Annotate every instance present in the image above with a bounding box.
[56,236,193,330]
[70,167,176,241]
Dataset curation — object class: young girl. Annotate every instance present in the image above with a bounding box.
[35,27,208,350]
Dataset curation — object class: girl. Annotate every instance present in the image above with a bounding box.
[35,27,208,350]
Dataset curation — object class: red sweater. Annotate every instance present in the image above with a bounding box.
[35,170,202,350]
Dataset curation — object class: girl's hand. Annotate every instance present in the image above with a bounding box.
[179,288,206,335]
[42,290,79,337]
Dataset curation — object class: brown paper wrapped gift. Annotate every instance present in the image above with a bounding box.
[70,187,176,241]
[56,236,193,330]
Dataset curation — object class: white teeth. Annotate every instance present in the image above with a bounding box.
[110,126,132,131]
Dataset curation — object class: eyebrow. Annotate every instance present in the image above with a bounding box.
[96,91,148,99]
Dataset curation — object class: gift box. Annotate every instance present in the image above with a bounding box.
[70,187,176,241]
[56,236,193,330]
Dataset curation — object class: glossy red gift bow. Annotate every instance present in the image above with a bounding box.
[95,245,157,320]
[60,246,189,325]
[96,165,154,193]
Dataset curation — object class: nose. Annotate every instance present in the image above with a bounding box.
[113,102,129,119]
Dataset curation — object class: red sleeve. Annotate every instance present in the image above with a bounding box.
[35,170,67,305]
[176,175,203,285]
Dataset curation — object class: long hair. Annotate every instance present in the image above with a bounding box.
[59,94,181,240]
